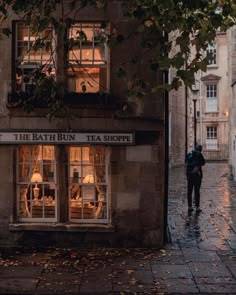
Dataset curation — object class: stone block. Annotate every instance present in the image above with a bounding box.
[143,229,163,247]
[117,192,140,210]
[110,146,125,161]
[123,175,140,192]
[139,192,163,227]
[126,146,152,162]
[140,162,159,176]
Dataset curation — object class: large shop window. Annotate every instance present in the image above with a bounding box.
[69,146,108,222]
[17,145,109,224]
[17,145,57,222]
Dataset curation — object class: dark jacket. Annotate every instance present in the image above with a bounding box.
[185,149,205,177]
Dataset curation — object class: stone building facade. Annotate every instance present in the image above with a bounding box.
[0,2,166,247]
[168,83,187,167]
[190,32,229,161]
[169,31,229,166]
[228,26,236,179]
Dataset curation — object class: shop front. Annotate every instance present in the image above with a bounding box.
[0,129,165,247]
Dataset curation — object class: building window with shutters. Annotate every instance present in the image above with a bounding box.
[206,126,218,150]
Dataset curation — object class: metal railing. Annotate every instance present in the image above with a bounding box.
[202,144,229,161]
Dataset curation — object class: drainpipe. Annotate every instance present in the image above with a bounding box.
[163,68,169,243]
[185,85,188,156]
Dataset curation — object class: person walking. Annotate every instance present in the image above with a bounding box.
[185,144,205,213]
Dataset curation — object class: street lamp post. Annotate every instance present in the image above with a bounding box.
[192,96,197,148]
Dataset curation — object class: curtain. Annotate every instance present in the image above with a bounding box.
[19,145,41,217]
[89,147,106,218]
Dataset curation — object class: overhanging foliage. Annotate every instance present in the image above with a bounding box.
[0,0,236,117]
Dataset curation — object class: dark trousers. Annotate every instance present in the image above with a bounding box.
[187,174,202,207]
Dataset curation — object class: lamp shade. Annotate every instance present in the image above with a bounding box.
[31,172,42,183]
[83,174,94,183]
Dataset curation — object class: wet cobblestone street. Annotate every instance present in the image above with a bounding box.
[168,162,236,251]
[0,162,236,294]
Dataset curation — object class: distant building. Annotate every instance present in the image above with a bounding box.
[228,26,236,179]
[169,31,229,166]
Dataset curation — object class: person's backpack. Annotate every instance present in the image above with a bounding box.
[186,150,200,174]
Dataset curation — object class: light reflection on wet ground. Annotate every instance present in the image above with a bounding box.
[168,162,236,250]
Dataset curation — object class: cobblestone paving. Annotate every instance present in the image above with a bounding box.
[167,162,236,294]
[168,162,236,250]
[0,162,235,294]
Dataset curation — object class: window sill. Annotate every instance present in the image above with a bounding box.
[7,92,118,110]
[207,65,218,69]
[9,223,114,232]
[205,111,219,114]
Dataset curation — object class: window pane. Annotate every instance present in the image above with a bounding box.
[17,145,57,221]
[68,22,108,93]
[69,146,108,222]
[67,67,107,93]
[206,43,217,65]
[15,23,54,93]
[206,84,217,112]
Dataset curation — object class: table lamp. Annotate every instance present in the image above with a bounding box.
[31,170,42,201]
[83,174,94,183]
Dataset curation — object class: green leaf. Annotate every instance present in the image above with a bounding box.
[2,27,11,37]
[117,68,126,78]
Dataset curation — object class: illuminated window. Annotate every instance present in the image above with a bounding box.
[13,22,110,102]
[16,145,109,224]
[69,146,108,222]
[67,22,109,93]
[17,145,57,221]
[15,23,54,93]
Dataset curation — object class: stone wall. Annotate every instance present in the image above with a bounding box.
[0,1,166,247]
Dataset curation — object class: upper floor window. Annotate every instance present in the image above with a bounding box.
[206,84,217,112]
[15,23,54,94]
[13,22,109,96]
[67,22,109,93]
[206,42,217,66]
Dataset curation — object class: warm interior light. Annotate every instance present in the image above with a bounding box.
[31,172,42,183]
[31,171,42,201]
[83,174,94,183]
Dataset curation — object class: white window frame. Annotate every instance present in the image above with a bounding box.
[67,22,110,93]
[206,84,218,112]
[16,145,110,224]
[69,146,109,224]
[17,145,57,222]
[15,23,55,93]
[206,126,218,150]
[206,42,217,67]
